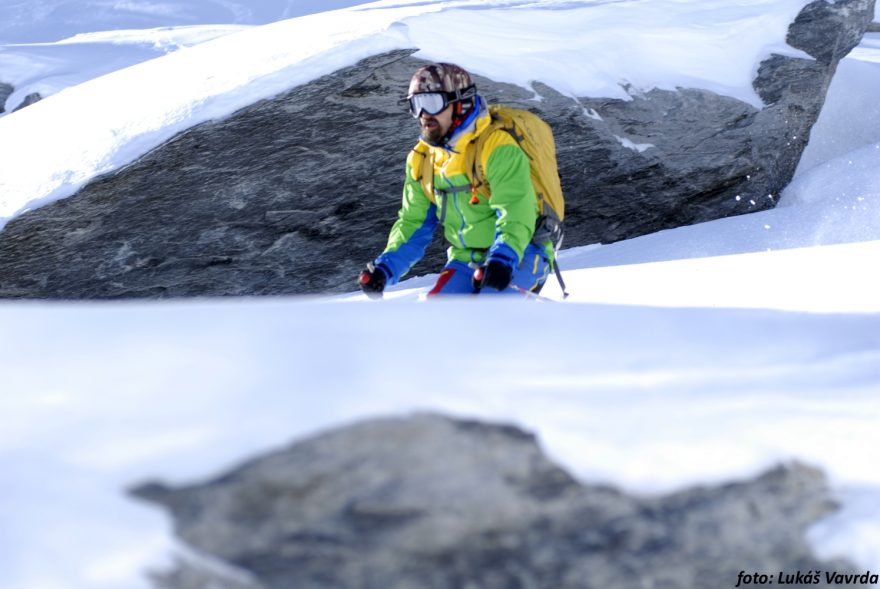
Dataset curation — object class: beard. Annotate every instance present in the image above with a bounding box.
[419,117,446,144]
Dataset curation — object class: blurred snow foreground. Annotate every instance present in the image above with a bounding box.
[2,284,880,588]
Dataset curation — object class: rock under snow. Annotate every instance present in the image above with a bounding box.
[0,0,874,298]
[132,413,855,589]
[11,92,42,112]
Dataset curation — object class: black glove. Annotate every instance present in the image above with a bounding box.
[358,262,388,298]
[472,258,514,292]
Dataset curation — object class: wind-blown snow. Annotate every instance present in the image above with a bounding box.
[1,2,880,589]
[0,26,249,116]
[0,0,372,44]
[0,4,433,227]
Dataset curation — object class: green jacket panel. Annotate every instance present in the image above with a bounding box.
[385,170,434,252]
[482,141,538,259]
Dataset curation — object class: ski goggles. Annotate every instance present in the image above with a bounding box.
[407,85,476,118]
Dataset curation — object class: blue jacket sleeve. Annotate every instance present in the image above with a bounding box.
[374,206,437,285]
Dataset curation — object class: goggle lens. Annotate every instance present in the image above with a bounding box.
[408,93,447,118]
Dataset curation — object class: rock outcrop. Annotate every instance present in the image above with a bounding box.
[0,0,874,298]
[0,82,13,114]
[133,413,854,589]
[11,92,42,112]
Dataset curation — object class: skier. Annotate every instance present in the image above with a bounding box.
[357,62,559,298]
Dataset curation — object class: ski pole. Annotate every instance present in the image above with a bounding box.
[507,284,559,302]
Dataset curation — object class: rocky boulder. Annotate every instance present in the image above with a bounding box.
[133,413,854,589]
[0,0,874,298]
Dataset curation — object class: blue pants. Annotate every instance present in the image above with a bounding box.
[427,243,550,297]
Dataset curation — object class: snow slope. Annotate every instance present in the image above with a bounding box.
[1,2,879,588]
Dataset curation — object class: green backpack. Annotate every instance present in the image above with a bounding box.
[411,105,568,296]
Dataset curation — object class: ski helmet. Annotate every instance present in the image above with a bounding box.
[407,63,478,135]
[407,63,474,97]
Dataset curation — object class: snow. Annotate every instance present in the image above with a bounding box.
[795,56,880,174]
[1,1,879,588]
[0,0,371,44]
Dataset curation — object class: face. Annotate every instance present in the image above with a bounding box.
[419,105,453,143]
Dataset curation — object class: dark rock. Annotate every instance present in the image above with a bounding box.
[12,92,42,112]
[0,0,875,299]
[132,413,855,589]
[0,82,12,113]
[788,0,875,65]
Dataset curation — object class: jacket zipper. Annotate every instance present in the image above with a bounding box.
[438,164,469,249]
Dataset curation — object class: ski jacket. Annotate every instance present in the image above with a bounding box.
[375,100,539,285]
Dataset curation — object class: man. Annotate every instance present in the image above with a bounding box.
[358,62,553,297]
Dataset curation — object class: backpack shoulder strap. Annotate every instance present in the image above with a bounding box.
[409,142,435,204]
[466,110,507,199]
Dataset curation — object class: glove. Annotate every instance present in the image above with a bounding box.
[358,262,389,298]
[472,258,514,292]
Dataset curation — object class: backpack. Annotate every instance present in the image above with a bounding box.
[411,105,569,296]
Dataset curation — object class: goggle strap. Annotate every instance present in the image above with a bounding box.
[407,85,476,117]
